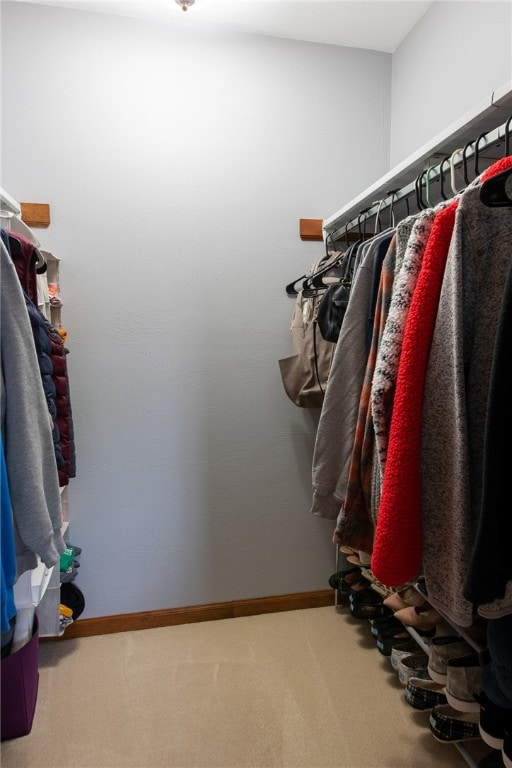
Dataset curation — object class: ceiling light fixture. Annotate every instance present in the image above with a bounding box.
[175,0,195,11]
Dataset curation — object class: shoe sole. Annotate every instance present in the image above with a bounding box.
[445,691,480,713]
[430,731,481,743]
[427,665,448,685]
[479,725,504,751]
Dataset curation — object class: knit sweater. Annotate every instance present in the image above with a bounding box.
[371,202,456,586]
[371,212,429,484]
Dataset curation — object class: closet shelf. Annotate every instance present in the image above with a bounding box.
[0,186,21,215]
[323,80,512,239]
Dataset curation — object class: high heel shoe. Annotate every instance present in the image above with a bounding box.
[393,604,441,632]
[383,588,428,612]
[396,585,427,607]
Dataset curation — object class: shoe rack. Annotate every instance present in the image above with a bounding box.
[333,546,501,768]
[404,588,493,768]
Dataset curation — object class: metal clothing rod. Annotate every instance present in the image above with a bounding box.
[326,120,509,242]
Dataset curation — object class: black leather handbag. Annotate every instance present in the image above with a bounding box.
[316,248,356,343]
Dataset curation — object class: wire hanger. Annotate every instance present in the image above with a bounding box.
[450,147,464,194]
[425,165,437,208]
[373,197,386,236]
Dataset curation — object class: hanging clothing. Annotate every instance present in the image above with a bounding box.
[3,228,76,487]
[333,233,395,553]
[371,208,441,488]
[310,229,392,521]
[371,201,458,587]
[372,158,512,626]
[0,240,66,576]
[414,158,512,626]
[1,439,17,633]
[464,253,512,607]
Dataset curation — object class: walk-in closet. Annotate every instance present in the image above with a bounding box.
[1,1,511,766]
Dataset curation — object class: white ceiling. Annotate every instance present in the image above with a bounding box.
[4,0,435,52]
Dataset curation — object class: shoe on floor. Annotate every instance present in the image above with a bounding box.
[349,598,392,621]
[383,593,409,612]
[376,625,411,656]
[393,604,441,633]
[390,638,420,669]
[503,727,512,768]
[445,654,481,713]
[384,586,427,612]
[476,691,512,750]
[395,585,428,607]
[428,635,474,685]
[369,615,402,638]
[328,566,361,590]
[338,545,358,556]
[349,587,385,604]
[397,651,430,686]
[429,704,480,743]
[346,550,371,568]
[427,636,473,684]
[405,676,448,711]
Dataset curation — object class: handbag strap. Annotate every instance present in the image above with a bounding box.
[312,319,324,395]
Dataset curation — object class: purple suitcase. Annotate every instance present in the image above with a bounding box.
[1,614,39,741]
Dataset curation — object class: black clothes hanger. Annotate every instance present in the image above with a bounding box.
[505,115,512,157]
[479,168,512,207]
[344,222,351,249]
[462,141,474,186]
[286,272,308,296]
[285,233,336,296]
[387,189,399,228]
[284,231,344,296]
[302,249,346,296]
[474,132,487,177]
[439,156,451,200]
[357,208,371,241]
[415,172,426,210]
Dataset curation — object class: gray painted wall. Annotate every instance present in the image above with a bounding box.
[390,1,512,167]
[1,2,392,618]
[4,1,509,621]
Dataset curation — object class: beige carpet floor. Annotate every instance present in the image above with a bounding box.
[1,606,492,768]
